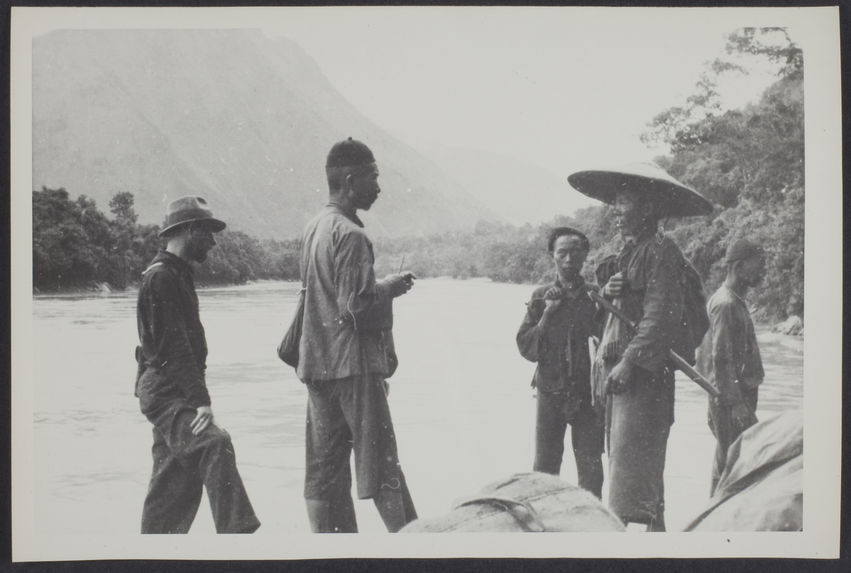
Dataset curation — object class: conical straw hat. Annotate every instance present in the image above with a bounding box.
[567,162,713,218]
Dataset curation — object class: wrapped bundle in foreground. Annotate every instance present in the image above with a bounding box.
[401,472,625,533]
[684,411,803,531]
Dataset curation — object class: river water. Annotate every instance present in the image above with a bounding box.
[27,278,803,537]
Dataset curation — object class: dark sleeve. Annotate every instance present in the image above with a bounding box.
[145,271,211,407]
[516,294,549,363]
[621,241,684,374]
[709,301,745,405]
[334,230,393,332]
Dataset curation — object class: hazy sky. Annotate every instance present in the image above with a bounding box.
[261,7,784,176]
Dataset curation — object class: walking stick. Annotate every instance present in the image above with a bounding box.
[587,289,720,399]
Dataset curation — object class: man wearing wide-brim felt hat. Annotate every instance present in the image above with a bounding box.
[134,195,260,533]
[158,195,227,237]
[567,162,711,531]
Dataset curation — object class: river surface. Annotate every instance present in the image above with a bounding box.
[27,278,803,536]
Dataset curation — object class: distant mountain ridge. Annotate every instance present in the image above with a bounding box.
[32,29,499,239]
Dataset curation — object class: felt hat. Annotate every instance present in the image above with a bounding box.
[326,137,375,168]
[567,162,713,218]
[158,196,226,237]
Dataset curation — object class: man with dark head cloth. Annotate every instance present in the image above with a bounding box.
[298,138,417,533]
[568,163,712,531]
[516,227,604,498]
[697,238,766,496]
[135,196,260,534]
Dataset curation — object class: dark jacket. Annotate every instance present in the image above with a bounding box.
[596,234,689,375]
[135,251,211,407]
[517,278,601,413]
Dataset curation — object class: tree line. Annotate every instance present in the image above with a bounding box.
[32,188,301,292]
[32,29,803,323]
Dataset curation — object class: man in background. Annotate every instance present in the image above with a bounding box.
[697,238,766,496]
[135,196,260,534]
[298,138,417,533]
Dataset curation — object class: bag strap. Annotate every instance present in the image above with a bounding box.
[454,495,546,532]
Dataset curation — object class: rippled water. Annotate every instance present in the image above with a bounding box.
[27,279,802,535]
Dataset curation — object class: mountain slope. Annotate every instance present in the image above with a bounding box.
[32,29,497,239]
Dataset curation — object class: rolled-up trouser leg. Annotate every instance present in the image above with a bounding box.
[305,380,358,533]
[373,469,417,532]
[328,462,358,533]
[348,375,416,530]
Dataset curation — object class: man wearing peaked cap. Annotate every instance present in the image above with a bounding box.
[134,196,260,533]
[568,163,711,531]
[296,138,417,533]
[697,238,766,496]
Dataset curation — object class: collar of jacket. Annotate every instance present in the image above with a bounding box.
[326,202,365,228]
[554,275,587,299]
[153,250,194,276]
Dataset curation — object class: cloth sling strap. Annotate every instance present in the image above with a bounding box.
[453,496,547,532]
[277,281,306,369]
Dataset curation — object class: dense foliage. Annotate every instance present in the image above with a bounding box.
[379,29,804,322]
[33,30,803,323]
[32,188,300,291]
[644,28,804,320]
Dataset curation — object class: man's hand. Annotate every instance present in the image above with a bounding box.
[603,272,626,298]
[383,271,416,298]
[542,286,564,316]
[606,358,634,395]
[731,402,758,432]
[191,405,214,435]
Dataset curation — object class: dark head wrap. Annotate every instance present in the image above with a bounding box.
[547,226,590,253]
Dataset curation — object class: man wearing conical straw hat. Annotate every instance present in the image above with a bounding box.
[568,163,712,531]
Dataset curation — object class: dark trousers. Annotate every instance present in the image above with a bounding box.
[534,391,604,499]
[140,400,260,534]
[305,375,416,532]
[708,387,759,497]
